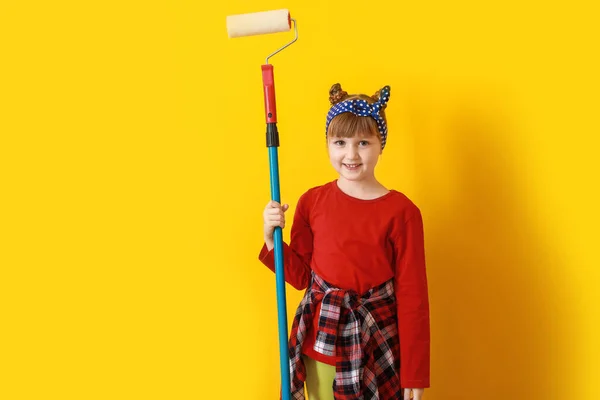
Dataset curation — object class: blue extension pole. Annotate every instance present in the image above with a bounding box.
[262,63,291,399]
[268,146,291,399]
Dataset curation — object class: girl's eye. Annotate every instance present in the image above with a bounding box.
[359,141,369,146]
[334,140,345,146]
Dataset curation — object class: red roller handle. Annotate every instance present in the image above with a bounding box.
[262,64,277,123]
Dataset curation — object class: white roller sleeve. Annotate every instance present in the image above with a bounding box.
[226,9,291,38]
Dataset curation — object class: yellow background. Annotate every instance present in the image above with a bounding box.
[1,0,598,399]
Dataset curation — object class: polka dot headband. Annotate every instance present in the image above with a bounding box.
[325,85,391,149]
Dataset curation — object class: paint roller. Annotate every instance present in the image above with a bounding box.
[226,9,297,399]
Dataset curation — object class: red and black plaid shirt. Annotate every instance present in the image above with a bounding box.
[288,271,402,399]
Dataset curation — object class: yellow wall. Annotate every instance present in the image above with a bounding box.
[1,0,598,399]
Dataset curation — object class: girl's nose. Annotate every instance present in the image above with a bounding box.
[346,146,359,159]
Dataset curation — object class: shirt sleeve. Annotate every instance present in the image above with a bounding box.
[258,193,313,291]
[392,207,431,388]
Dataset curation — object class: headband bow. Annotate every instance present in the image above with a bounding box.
[325,85,391,149]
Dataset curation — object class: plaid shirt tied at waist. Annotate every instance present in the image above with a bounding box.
[288,271,402,399]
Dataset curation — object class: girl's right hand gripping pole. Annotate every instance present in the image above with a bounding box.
[263,63,291,400]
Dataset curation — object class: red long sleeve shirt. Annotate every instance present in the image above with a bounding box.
[259,180,430,388]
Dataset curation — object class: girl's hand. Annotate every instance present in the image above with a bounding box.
[404,388,424,400]
[263,200,289,250]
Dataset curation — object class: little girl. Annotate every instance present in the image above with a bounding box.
[259,83,430,400]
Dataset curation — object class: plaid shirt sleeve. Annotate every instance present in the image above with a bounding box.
[393,207,431,388]
[258,192,313,290]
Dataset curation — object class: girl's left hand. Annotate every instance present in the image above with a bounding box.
[404,388,424,400]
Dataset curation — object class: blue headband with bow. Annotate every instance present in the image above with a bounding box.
[325,85,391,149]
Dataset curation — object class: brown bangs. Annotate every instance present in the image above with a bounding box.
[327,112,381,140]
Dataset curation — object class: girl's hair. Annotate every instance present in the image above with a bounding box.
[326,83,388,141]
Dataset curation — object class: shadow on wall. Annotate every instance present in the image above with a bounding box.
[407,91,568,400]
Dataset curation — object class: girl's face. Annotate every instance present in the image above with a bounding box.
[327,132,382,184]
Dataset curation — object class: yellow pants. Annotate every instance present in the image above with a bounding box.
[302,355,336,400]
